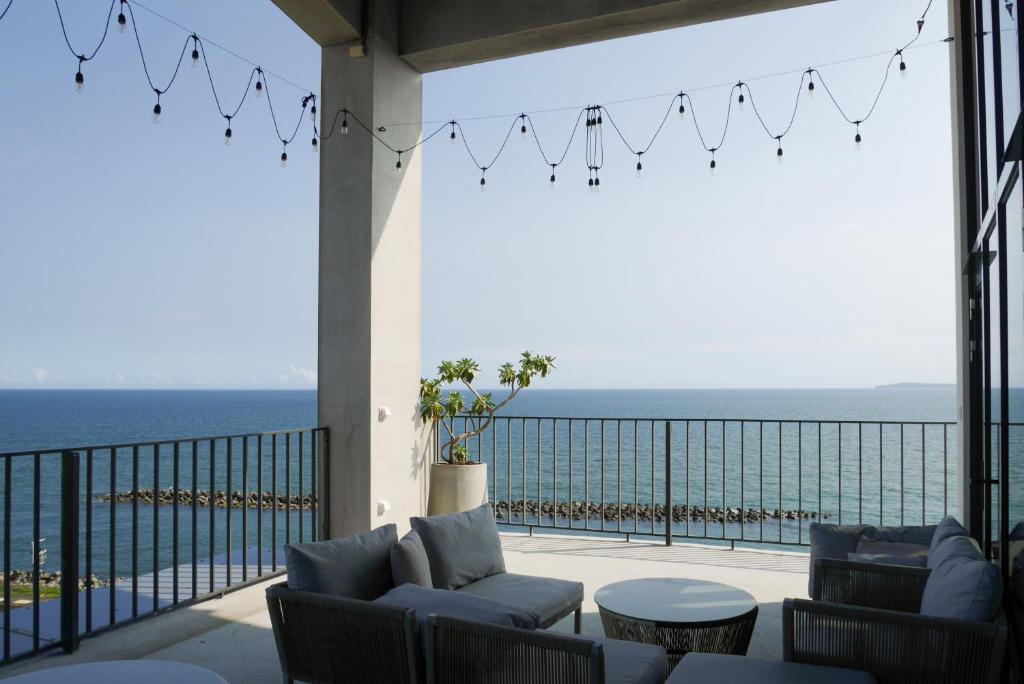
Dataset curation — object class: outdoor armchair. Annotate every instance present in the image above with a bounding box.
[813,557,930,612]
[266,583,420,684]
[783,597,1006,684]
[424,614,669,684]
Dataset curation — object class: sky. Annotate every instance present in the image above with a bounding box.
[0,0,955,390]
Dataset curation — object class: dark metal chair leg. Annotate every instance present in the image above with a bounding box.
[575,607,582,634]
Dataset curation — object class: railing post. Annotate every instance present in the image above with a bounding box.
[60,450,80,654]
[665,421,673,546]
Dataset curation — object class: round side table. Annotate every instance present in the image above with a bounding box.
[594,577,758,667]
[2,659,228,683]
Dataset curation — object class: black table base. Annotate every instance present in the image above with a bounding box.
[598,604,758,667]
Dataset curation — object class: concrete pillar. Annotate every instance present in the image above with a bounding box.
[318,0,427,539]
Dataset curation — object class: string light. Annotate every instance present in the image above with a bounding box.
[480,168,487,192]
[709,150,717,176]
[280,142,288,167]
[635,154,643,178]
[396,151,403,172]
[12,0,936,179]
[549,165,556,189]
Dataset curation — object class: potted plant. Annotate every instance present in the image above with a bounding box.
[420,351,555,515]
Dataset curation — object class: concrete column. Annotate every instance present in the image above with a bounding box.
[318,0,426,539]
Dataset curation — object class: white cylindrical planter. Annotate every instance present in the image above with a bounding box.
[428,462,488,516]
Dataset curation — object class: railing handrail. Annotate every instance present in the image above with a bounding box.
[464,415,963,425]
[0,426,328,459]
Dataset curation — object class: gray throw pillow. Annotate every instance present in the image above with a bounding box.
[928,532,983,570]
[920,546,1002,622]
[410,503,506,590]
[808,523,875,597]
[848,552,927,568]
[285,523,397,599]
[930,516,969,553]
[391,529,433,587]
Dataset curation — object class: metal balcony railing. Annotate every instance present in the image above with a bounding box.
[436,417,961,546]
[0,427,327,664]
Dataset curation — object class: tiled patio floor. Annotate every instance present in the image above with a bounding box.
[0,533,809,682]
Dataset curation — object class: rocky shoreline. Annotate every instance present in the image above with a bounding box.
[96,489,316,510]
[3,570,112,590]
[490,500,827,523]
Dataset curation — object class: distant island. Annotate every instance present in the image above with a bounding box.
[875,382,956,389]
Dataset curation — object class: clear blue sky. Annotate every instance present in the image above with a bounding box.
[0,0,954,390]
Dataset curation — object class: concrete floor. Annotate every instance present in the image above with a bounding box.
[0,534,809,682]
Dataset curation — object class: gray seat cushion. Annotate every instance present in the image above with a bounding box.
[285,524,397,600]
[411,504,506,590]
[667,653,877,684]
[854,537,929,564]
[456,572,583,629]
[862,525,937,546]
[597,638,668,684]
[374,583,534,629]
[848,552,927,568]
[930,516,969,553]
[391,529,432,588]
[808,523,875,596]
[920,536,1002,622]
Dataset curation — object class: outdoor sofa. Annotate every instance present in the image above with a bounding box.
[268,503,669,683]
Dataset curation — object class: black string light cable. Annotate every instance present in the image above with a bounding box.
[4,0,947,181]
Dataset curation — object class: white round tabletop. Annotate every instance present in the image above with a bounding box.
[594,578,757,624]
[2,660,228,684]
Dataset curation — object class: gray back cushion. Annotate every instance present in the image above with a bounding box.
[410,504,506,590]
[808,523,875,596]
[848,552,927,568]
[930,516,969,553]
[920,536,1002,622]
[391,529,433,587]
[285,524,397,599]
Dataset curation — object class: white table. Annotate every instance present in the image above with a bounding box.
[3,659,228,683]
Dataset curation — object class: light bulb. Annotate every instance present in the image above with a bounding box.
[855,132,862,150]
[776,147,784,164]
[152,103,161,124]
[808,81,815,98]
[309,105,316,122]
[341,119,349,135]
[594,177,601,193]
[255,80,263,98]
[396,158,402,172]
[737,93,745,111]
[520,123,527,139]
[709,159,717,176]
[224,127,232,145]
[588,178,594,193]
[678,104,686,120]
[635,161,643,178]
[549,173,556,189]
[74,71,84,93]
[449,129,456,144]
[899,61,907,79]
[191,49,200,68]
[117,13,127,33]
[479,177,486,192]
[280,151,288,167]
[312,137,318,153]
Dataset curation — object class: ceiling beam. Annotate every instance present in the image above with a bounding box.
[399,0,834,73]
[270,0,362,47]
